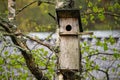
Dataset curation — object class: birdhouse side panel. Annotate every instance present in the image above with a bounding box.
[59,36,80,70]
[59,18,79,34]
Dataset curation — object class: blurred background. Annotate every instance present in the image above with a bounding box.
[0,0,120,32]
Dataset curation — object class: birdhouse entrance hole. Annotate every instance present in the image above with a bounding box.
[66,25,72,31]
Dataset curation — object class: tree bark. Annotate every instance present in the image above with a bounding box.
[56,0,74,8]
[8,0,15,21]
[7,0,49,80]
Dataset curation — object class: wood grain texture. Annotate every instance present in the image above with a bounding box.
[59,18,79,34]
[59,36,80,70]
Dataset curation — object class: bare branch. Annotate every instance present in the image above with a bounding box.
[22,34,54,51]
[16,1,36,15]
[16,0,55,15]
[0,17,12,32]
[104,12,120,17]
[82,52,113,59]
[45,32,55,41]
[48,13,56,21]
[0,17,54,51]
[0,16,49,80]
[82,61,110,80]
[81,11,120,17]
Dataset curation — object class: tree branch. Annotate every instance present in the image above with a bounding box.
[22,34,54,51]
[16,1,36,15]
[16,0,55,15]
[0,16,49,80]
[0,17,54,51]
[82,61,110,80]
[0,17,12,32]
[81,11,120,17]
[82,52,113,59]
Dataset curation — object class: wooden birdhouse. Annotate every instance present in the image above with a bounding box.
[56,9,83,70]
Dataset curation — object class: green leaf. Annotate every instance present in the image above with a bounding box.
[0,57,4,65]
[81,18,88,25]
[102,57,107,60]
[93,6,98,13]
[40,48,44,52]
[117,64,120,67]
[114,3,120,9]
[113,48,117,52]
[83,41,87,46]
[4,51,8,55]
[48,67,54,74]
[108,6,114,11]
[88,2,93,7]
[109,36,115,45]
[51,55,56,60]
[98,13,105,21]
[103,42,108,51]
[96,39,102,46]
[44,51,48,56]
[94,65,99,70]
[15,65,21,69]
[113,53,120,59]
[90,14,95,23]
[11,59,16,64]
[0,67,3,71]
[112,68,115,72]
[79,6,83,9]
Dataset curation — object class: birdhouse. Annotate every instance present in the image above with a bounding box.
[56,9,83,70]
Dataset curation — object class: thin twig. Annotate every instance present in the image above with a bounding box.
[16,1,36,15]
[45,32,55,41]
[82,52,113,59]
[45,52,54,69]
[22,34,53,51]
[82,61,110,80]
[16,0,55,15]
[81,11,120,17]
[48,13,56,21]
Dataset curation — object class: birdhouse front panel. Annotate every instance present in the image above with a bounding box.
[59,36,80,70]
[59,18,79,35]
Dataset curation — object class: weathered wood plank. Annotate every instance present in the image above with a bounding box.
[59,36,80,70]
[59,18,79,34]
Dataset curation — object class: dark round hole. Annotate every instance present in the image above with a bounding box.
[66,25,72,31]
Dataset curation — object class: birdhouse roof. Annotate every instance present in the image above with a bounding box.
[56,9,80,18]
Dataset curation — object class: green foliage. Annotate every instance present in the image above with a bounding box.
[16,0,55,32]
[0,0,120,79]
[81,35,120,79]
[0,35,119,79]
[0,47,56,79]
[0,48,35,80]
[109,36,116,45]
[113,51,120,59]
[103,42,108,51]
[1,0,119,32]
[0,0,8,17]
[80,0,120,30]
[32,48,56,79]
